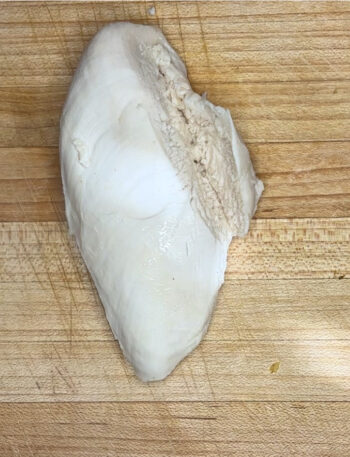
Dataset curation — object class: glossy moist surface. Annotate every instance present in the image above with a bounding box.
[60,23,262,381]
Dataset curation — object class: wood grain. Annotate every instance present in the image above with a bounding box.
[1,1,350,456]
[1,141,350,221]
[1,219,349,283]
[2,278,350,342]
[0,1,350,220]
[1,220,349,343]
[1,82,349,147]
[2,339,350,402]
[1,402,349,457]
[0,220,349,403]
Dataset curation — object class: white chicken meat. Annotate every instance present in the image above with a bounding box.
[60,23,263,381]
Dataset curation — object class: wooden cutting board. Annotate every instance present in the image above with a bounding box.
[0,1,349,456]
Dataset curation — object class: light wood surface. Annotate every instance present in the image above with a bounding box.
[1,402,349,457]
[1,220,349,403]
[0,1,350,456]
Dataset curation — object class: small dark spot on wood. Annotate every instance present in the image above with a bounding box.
[339,274,345,279]
[35,381,41,390]
[194,159,198,163]
[269,361,280,374]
